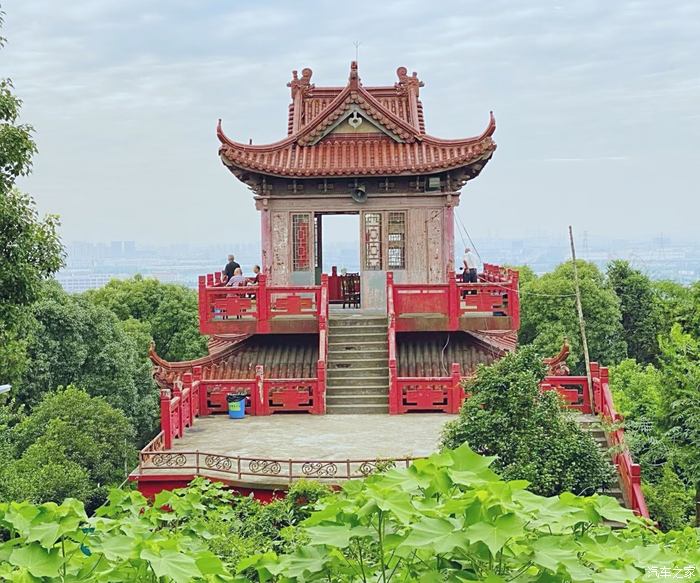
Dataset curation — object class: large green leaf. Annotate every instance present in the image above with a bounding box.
[9,544,62,578]
[464,513,523,557]
[401,516,465,554]
[140,547,201,583]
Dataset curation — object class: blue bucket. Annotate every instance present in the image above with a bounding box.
[227,394,246,419]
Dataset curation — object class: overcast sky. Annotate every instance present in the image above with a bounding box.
[3,0,699,245]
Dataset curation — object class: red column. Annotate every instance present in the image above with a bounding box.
[160,389,173,449]
[315,360,326,414]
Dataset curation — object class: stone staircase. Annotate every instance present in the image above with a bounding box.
[577,414,626,507]
[326,315,390,414]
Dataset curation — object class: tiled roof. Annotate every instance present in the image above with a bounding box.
[218,62,496,179]
[150,334,319,388]
[396,331,514,378]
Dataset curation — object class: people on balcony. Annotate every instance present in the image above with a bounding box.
[225,267,248,287]
[251,265,261,284]
[223,254,240,283]
[462,247,479,283]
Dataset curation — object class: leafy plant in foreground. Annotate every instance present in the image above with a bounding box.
[240,444,699,582]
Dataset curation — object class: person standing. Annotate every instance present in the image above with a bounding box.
[223,254,240,283]
[462,247,479,283]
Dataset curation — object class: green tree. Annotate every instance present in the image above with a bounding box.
[441,347,613,497]
[653,280,694,334]
[607,260,663,363]
[0,13,64,386]
[85,275,207,361]
[658,324,700,524]
[519,260,626,371]
[18,282,157,441]
[609,358,663,422]
[1,386,136,510]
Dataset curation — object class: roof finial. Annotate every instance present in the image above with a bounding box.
[349,60,360,89]
[353,40,361,63]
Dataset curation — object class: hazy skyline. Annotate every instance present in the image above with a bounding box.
[4,0,699,245]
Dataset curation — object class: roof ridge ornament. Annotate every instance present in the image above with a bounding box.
[395,66,423,96]
[288,67,314,98]
[349,60,360,89]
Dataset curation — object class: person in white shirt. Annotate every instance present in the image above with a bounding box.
[225,267,248,287]
[462,247,479,283]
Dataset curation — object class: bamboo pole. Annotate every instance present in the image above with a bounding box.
[569,226,594,412]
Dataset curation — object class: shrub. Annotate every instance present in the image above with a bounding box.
[441,347,614,497]
[643,466,695,531]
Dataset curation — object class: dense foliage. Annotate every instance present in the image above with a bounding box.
[441,347,613,497]
[2,456,698,582]
[519,260,627,371]
[607,260,663,364]
[0,387,136,512]
[86,275,208,362]
[0,13,64,387]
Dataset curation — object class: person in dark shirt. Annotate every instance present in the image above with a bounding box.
[223,254,240,282]
[251,264,261,284]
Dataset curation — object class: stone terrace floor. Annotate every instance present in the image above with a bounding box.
[170,413,455,460]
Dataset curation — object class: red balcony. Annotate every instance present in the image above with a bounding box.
[199,273,326,335]
[388,264,519,333]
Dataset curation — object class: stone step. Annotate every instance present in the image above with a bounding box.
[328,339,387,347]
[329,322,387,332]
[328,357,387,366]
[327,350,388,361]
[326,379,390,390]
[325,386,389,396]
[327,394,389,405]
[327,367,389,378]
[329,333,388,343]
[329,317,387,327]
[326,403,389,414]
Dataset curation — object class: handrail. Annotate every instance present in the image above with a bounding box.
[138,449,418,483]
[199,273,323,335]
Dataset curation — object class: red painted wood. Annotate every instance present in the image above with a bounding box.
[387,273,399,415]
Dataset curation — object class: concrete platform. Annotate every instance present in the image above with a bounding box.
[171,413,452,459]
[135,414,455,488]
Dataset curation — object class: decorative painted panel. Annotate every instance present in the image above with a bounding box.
[291,213,311,271]
[363,212,383,271]
[387,211,406,270]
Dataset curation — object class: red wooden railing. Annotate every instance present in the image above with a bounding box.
[389,268,519,333]
[387,273,398,414]
[199,273,323,335]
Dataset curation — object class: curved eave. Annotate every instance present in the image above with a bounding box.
[219,139,496,179]
[218,111,495,154]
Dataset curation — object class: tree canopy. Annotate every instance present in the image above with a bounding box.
[0,386,136,511]
[441,347,613,497]
[85,275,208,362]
[519,260,627,371]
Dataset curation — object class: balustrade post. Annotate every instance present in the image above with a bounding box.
[450,363,463,413]
[198,275,208,335]
[173,382,184,437]
[257,274,269,333]
[160,389,173,449]
[315,359,326,414]
[183,372,194,426]
[598,365,609,415]
[447,271,459,330]
[510,270,520,330]
[193,365,207,416]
